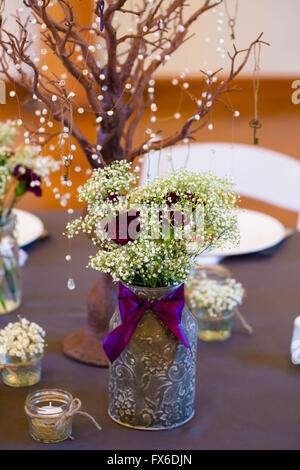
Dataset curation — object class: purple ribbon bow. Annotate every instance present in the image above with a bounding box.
[103,283,190,363]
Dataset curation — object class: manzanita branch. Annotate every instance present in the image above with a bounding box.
[0,0,268,169]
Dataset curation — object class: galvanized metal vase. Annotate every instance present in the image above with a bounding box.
[108,283,198,430]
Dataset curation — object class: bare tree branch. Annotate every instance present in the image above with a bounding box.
[0,0,268,169]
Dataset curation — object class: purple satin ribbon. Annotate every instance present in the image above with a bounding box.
[103,283,190,363]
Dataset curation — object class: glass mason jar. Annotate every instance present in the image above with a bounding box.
[197,308,236,342]
[25,389,73,443]
[108,283,198,430]
[1,354,42,387]
[188,264,231,285]
[0,215,22,315]
[186,266,233,342]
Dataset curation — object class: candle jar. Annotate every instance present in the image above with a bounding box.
[25,389,73,443]
[2,354,42,387]
[197,308,235,342]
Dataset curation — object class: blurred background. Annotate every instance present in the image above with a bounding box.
[1,0,300,227]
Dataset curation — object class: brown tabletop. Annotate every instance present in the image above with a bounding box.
[0,211,299,450]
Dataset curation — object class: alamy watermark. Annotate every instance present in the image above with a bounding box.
[95,202,205,247]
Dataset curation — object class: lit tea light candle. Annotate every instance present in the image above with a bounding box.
[25,389,73,443]
[25,389,102,443]
[38,402,64,415]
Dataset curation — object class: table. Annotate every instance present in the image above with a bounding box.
[0,211,299,450]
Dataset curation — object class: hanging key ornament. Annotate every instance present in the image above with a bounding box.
[224,0,239,41]
[249,43,262,145]
[249,119,262,145]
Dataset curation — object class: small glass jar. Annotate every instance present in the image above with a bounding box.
[2,354,42,387]
[186,266,233,342]
[189,264,231,282]
[25,389,73,443]
[197,308,236,342]
[0,215,22,315]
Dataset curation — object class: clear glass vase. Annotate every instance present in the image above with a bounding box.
[108,283,198,430]
[0,215,22,315]
[1,354,42,387]
[197,308,235,342]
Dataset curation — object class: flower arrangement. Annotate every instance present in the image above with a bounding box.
[0,120,59,224]
[0,316,46,362]
[187,277,245,318]
[66,161,240,288]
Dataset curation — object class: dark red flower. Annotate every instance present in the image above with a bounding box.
[166,191,194,206]
[104,210,141,245]
[162,192,196,228]
[13,165,42,197]
[108,194,119,202]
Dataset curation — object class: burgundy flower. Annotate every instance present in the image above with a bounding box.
[108,194,119,202]
[166,191,194,206]
[104,210,141,245]
[162,192,196,228]
[13,165,42,197]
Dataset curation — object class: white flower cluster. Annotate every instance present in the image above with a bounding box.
[187,277,245,317]
[0,166,8,201]
[8,146,60,179]
[0,316,46,362]
[130,168,240,250]
[78,160,138,209]
[89,238,195,287]
[0,120,59,220]
[66,161,240,288]
[0,120,19,147]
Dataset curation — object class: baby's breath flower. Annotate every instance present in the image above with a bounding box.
[66,161,240,288]
[0,120,19,147]
[187,277,245,317]
[8,146,60,179]
[0,120,59,220]
[0,316,46,362]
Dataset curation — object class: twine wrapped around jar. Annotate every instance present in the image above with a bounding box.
[192,307,253,334]
[24,398,102,441]
[54,398,102,433]
[0,359,37,386]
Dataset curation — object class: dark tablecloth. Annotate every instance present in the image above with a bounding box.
[0,211,299,450]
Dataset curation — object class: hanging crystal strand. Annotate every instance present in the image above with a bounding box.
[67,277,75,291]
[66,206,75,291]
[58,24,96,292]
[65,102,75,292]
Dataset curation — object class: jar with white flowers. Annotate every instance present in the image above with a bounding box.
[0,316,46,387]
[0,120,59,314]
[186,277,245,342]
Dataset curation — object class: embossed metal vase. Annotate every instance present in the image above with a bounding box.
[108,284,198,430]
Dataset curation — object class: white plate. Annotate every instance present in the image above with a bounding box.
[203,209,286,258]
[13,209,44,247]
